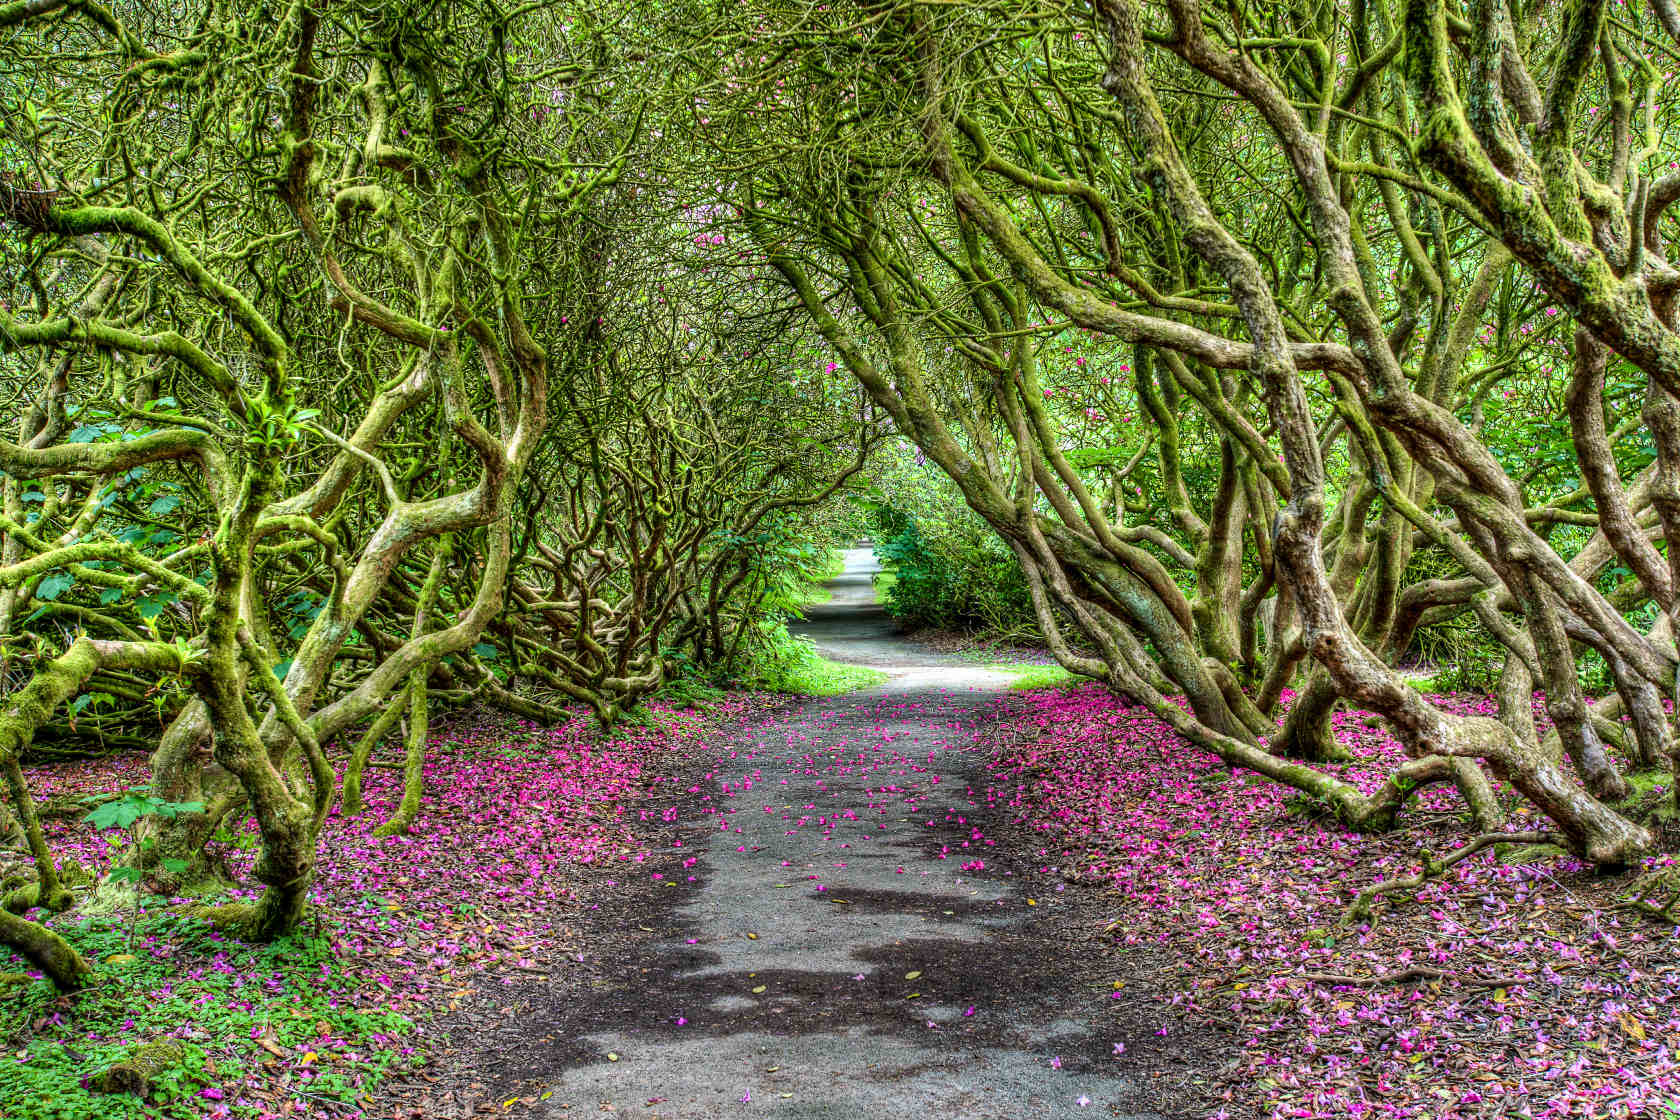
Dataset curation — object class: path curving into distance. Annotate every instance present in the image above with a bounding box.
[526,549,1162,1118]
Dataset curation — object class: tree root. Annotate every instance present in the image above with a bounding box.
[1625,865,1680,924]
[1341,831,1559,927]
[186,901,255,928]
[0,904,89,989]
[1285,967,1443,987]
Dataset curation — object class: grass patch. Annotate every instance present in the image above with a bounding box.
[742,636,888,696]
[983,662,1083,690]
[2,910,418,1119]
[790,548,847,608]
[800,583,835,607]
[813,549,847,582]
[780,654,890,696]
[872,565,897,602]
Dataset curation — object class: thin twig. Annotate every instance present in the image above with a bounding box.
[1341,831,1560,927]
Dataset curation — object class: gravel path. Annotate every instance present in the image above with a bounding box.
[532,550,1162,1118]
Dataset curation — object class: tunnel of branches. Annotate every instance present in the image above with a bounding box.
[5,0,1680,991]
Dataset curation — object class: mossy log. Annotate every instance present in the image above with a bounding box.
[90,1039,190,1097]
[0,905,89,989]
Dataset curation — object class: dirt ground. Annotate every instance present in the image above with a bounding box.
[384,551,1226,1119]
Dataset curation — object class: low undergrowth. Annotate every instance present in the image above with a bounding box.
[3,915,414,1120]
[738,633,889,696]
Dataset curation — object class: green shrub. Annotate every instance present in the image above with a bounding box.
[871,507,1035,636]
[1421,643,1502,693]
[735,628,887,695]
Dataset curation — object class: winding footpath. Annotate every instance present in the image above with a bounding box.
[530,550,1162,1118]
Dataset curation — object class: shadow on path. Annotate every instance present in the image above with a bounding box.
[496,550,1174,1118]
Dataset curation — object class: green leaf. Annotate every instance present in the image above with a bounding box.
[84,795,152,831]
[83,794,204,831]
[99,587,124,606]
[472,642,499,660]
[148,494,182,516]
[136,593,177,621]
[160,858,190,874]
[69,420,121,444]
[151,800,204,820]
[35,572,74,601]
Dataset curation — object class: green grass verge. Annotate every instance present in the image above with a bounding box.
[742,633,889,697]
[792,549,848,608]
[764,649,889,696]
[799,583,835,607]
[814,549,847,582]
[981,662,1083,690]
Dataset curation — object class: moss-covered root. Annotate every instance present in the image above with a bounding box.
[188,899,309,943]
[1451,757,1504,832]
[1341,830,1560,927]
[1626,865,1680,924]
[0,904,89,989]
[2,879,44,915]
[371,539,447,839]
[184,900,261,936]
[341,685,408,817]
[372,669,427,838]
[3,756,69,908]
[0,794,22,848]
[90,1039,190,1097]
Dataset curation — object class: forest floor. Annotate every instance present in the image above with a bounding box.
[8,552,1680,1119]
[409,550,1199,1119]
